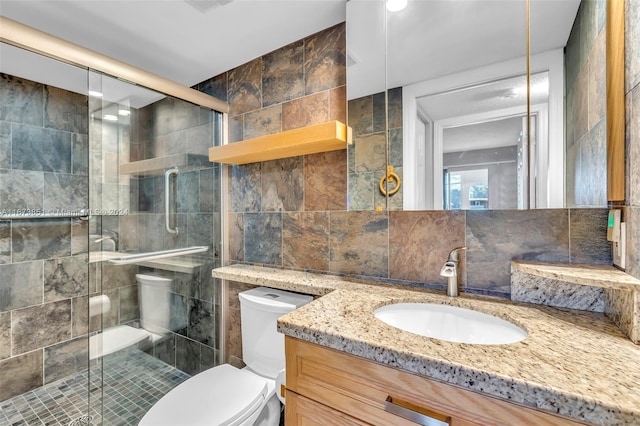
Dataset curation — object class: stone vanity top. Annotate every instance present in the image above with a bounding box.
[512,260,640,290]
[212,264,640,425]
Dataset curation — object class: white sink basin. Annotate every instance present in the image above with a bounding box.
[374,303,527,345]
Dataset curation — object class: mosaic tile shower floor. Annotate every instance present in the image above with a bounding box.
[0,350,190,426]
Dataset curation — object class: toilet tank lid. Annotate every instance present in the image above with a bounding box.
[239,287,313,314]
[135,274,172,283]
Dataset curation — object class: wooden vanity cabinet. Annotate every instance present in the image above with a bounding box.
[284,337,584,426]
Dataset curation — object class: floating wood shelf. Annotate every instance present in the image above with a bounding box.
[208,120,352,165]
[120,153,209,176]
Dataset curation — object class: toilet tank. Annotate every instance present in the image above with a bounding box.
[137,274,173,334]
[239,287,312,379]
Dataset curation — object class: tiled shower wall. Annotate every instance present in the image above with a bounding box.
[565,0,608,207]
[0,72,223,402]
[0,74,90,401]
[113,96,221,375]
[625,0,640,280]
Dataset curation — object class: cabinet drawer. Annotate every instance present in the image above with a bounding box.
[286,390,370,426]
[285,337,584,426]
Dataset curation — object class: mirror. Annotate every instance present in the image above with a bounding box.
[346,0,610,211]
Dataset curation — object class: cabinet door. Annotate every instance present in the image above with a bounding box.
[286,337,584,426]
[286,391,371,426]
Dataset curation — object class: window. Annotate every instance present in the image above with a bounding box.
[444,168,489,210]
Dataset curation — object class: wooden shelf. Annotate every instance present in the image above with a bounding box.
[209,120,352,165]
[120,153,209,176]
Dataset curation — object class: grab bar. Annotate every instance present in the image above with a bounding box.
[165,167,179,235]
[106,246,209,265]
[0,209,90,220]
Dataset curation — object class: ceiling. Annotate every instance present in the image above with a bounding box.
[443,116,523,153]
[347,0,580,100]
[0,0,579,109]
[417,71,550,122]
[0,0,346,93]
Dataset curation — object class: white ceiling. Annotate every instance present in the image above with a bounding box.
[0,0,579,109]
[417,69,549,155]
[347,0,580,100]
[443,116,523,153]
[417,71,550,122]
[0,0,346,91]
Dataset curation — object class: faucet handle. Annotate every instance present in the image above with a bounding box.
[440,261,457,277]
[448,246,467,262]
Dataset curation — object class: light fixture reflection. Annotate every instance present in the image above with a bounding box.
[103,114,118,121]
[118,109,131,117]
[88,90,103,98]
[386,0,407,12]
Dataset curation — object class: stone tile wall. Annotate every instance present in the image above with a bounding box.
[200,21,615,364]
[0,74,90,401]
[625,0,640,280]
[195,23,347,364]
[114,96,222,376]
[565,0,608,207]
[347,87,403,211]
[197,23,348,214]
[230,208,610,296]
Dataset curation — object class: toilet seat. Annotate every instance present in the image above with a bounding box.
[139,364,269,426]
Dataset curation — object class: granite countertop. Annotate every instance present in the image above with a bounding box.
[212,264,640,425]
[512,260,640,290]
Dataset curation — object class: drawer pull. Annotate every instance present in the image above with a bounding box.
[384,396,451,426]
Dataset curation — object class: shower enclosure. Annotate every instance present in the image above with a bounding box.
[0,36,224,425]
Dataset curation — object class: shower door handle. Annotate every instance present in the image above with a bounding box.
[164,167,179,235]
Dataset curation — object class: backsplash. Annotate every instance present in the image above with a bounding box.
[229,208,611,297]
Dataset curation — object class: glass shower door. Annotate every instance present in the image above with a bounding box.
[0,43,92,426]
[87,71,223,425]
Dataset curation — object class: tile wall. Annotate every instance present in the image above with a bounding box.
[565,0,608,207]
[625,0,640,280]
[114,96,222,375]
[347,87,403,211]
[195,23,347,366]
[0,73,90,401]
[0,72,223,401]
[196,21,614,365]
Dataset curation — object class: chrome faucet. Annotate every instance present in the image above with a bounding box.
[439,247,467,297]
[92,230,119,251]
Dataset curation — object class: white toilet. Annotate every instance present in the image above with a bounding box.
[139,286,313,426]
[137,273,175,335]
[90,274,175,360]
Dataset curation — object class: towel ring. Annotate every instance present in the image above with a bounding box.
[379,165,401,196]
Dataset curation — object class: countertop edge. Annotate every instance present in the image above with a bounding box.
[511,260,640,290]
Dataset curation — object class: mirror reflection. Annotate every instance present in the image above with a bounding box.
[346,0,607,211]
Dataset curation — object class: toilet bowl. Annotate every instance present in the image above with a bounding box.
[139,287,312,426]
